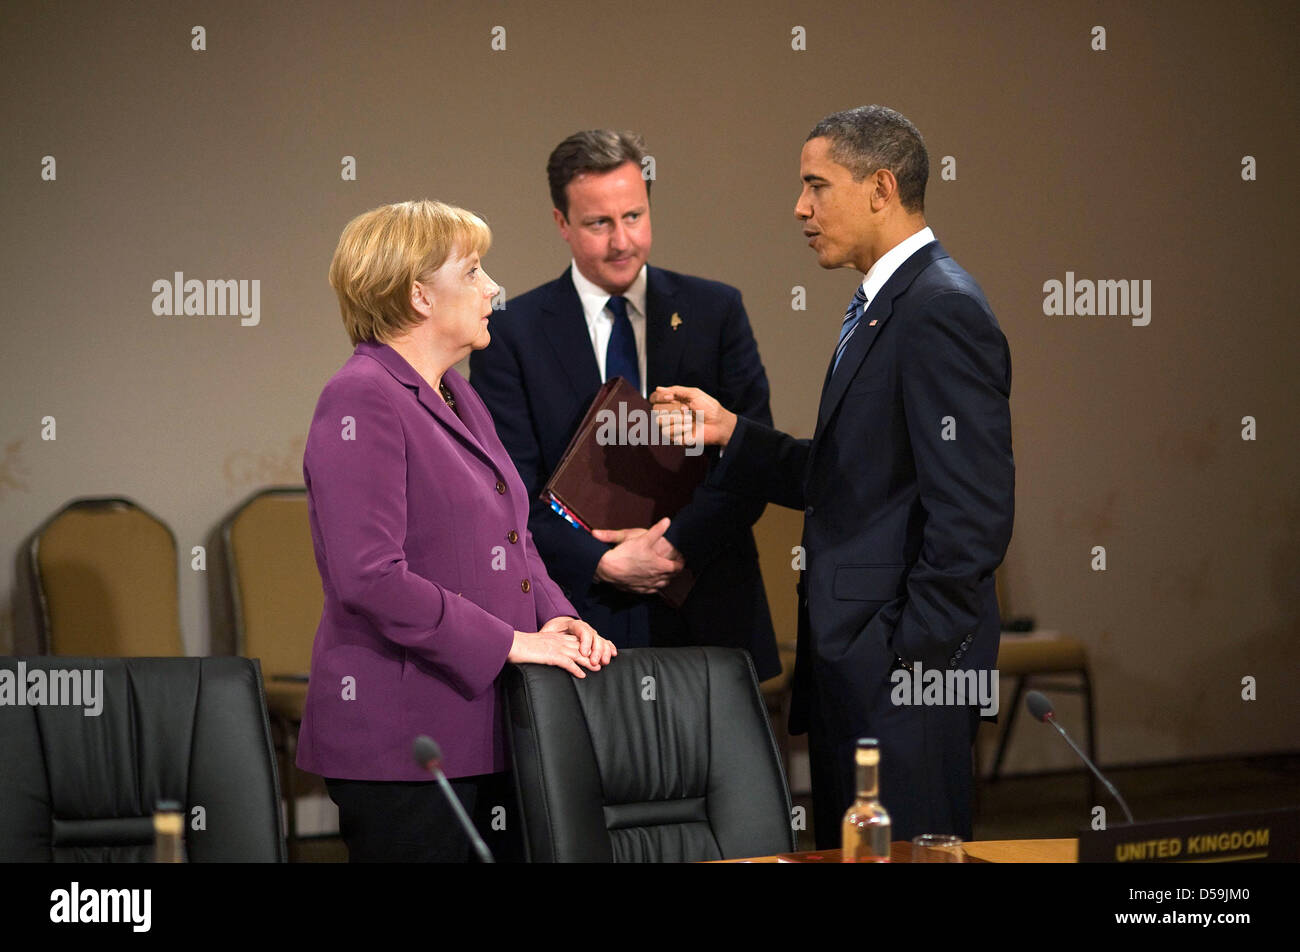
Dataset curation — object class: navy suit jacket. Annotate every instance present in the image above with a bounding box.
[469,266,780,679]
[712,241,1015,741]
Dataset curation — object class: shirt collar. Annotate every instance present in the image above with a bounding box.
[860,226,936,303]
[570,260,648,323]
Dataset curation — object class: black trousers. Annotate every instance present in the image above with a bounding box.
[809,703,981,850]
[325,772,524,862]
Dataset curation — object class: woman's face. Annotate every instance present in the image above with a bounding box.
[416,247,500,352]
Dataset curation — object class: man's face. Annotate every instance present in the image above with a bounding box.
[554,161,652,295]
[795,136,878,272]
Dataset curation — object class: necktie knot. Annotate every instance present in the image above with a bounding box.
[605,295,640,390]
[832,286,869,375]
[845,286,868,322]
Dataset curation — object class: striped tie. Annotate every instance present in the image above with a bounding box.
[832,285,869,376]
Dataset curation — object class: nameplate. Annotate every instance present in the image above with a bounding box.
[1078,807,1299,863]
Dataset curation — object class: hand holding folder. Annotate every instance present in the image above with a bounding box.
[591,517,685,596]
[542,377,708,606]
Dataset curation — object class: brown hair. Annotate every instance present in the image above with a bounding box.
[547,130,649,217]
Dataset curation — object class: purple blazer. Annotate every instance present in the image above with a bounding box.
[296,340,577,781]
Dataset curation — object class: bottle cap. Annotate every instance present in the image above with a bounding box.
[855,738,880,766]
[153,813,183,836]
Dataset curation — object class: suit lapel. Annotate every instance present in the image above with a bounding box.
[437,369,508,472]
[644,267,686,391]
[813,241,949,442]
[538,270,603,398]
[356,342,499,472]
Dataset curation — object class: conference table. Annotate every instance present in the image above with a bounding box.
[719,838,1078,862]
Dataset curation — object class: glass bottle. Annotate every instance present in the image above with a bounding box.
[841,738,892,862]
[153,800,186,863]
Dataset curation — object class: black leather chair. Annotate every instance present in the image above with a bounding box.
[505,647,795,862]
[0,656,285,861]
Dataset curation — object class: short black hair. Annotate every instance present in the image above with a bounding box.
[547,130,649,218]
[807,106,929,213]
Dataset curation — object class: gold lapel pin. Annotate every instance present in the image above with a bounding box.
[670,313,683,331]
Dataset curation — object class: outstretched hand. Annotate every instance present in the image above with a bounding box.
[650,386,736,448]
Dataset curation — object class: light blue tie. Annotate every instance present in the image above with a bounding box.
[832,285,869,376]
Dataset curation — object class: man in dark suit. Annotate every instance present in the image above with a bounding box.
[469,130,780,680]
[654,106,1014,845]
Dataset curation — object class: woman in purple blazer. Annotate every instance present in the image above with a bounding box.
[298,199,616,862]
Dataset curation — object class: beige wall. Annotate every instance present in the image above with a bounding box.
[2,0,1296,772]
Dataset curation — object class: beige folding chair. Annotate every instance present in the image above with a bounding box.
[988,573,1097,807]
[24,497,183,656]
[752,503,802,781]
[220,486,322,859]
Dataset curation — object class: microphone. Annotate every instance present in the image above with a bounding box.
[411,735,495,863]
[1025,690,1135,825]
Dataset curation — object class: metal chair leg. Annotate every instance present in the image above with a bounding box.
[274,715,299,861]
[989,677,1025,781]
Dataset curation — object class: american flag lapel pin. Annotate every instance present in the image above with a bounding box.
[868,319,878,326]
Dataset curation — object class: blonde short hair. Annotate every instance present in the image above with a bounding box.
[328,199,492,346]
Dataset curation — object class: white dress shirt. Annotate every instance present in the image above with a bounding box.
[857,226,937,308]
[570,261,648,397]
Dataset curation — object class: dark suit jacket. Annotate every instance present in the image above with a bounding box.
[297,341,576,781]
[712,241,1015,742]
[469,266,780,679]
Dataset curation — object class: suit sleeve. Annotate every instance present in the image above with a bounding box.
[663,288,776,569]
[888,291,1014,664]
[469,329,610,601]
[304,375,515,700]
[707,413,811,512]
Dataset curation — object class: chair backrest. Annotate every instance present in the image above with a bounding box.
[26,497,182,656]
[506,646,795,862]
[220,487,320,678]
[0,656,285,862]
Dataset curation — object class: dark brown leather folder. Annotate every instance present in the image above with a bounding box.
[542,377,708,606]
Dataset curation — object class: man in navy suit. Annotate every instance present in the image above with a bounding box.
[469,130,780,679]
[654,106,1014,845]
